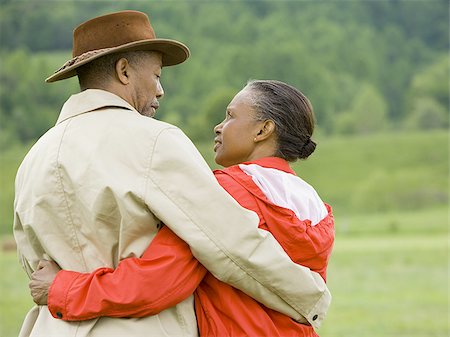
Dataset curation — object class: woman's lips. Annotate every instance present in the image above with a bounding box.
[213,139,221,152]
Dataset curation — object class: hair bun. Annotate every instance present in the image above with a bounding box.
[299,138,316,159]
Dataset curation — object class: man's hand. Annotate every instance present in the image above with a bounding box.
[29,260,61,305]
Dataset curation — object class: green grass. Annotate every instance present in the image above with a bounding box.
[1,207,448,337]
[333,206,448,236]
[318,232,448,337]
[0,250,33,337]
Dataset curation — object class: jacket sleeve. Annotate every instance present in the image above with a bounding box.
[48,226,206,321]
[144,127,331,329]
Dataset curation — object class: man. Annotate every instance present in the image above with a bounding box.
[14,10,330,337]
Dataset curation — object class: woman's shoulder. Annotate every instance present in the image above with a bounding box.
[213,166,247,191]
[213,167,262,214]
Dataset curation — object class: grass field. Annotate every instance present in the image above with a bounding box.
[322,231,448,336]
[1,130,448,336]
[1,207,448,337]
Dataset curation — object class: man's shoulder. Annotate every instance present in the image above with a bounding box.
[79,106,185,142]
[98,107,179,132]
[134,115,177,132]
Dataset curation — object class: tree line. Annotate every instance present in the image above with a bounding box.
[0,0,448,148]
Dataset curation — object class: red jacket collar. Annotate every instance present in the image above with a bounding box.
[238,157,296,175]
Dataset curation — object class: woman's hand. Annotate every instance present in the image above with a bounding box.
[29,260,61,305]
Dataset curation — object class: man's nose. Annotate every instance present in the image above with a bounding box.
[156,81,164,99]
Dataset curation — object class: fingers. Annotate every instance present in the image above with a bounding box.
[36,259,51,270]
[36,259,60,271]
[29,279,39,302]
[29,268,51,305]
[29,259,60,305]
[29,279,40,304]
[29,279,48,305]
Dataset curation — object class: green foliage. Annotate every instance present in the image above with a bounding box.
[0,1,448,146]
[404,54,450,130]
[0,50,78,146]
[335,83,389,135]
[363,0,449,50]
[411,55,450,111]
[404,97,449,130]
[186,87,236,141]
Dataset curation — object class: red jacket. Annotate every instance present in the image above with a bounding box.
[48,157,335,336]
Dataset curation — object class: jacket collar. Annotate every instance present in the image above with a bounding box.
[56,89,138,125]
[240,157,296,175]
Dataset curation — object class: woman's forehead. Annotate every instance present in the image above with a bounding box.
[228,88,253,108]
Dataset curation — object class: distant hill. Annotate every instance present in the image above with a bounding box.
[2,130,448,236]
[198,129,449,215]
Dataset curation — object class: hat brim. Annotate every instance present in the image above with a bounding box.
[46,38,190,83]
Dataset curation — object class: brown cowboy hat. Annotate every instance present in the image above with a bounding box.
[46,10,190,83]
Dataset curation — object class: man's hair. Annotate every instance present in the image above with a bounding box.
[76,51,154,90]
[245,79,317,162]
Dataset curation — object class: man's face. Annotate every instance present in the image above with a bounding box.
[213,88,262,167]
[129,52,164,117]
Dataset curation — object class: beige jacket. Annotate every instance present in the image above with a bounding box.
[14,89,330,337]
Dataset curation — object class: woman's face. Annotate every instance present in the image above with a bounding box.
[213,88,263,167]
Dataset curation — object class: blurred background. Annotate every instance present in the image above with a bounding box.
[0,0,448,336]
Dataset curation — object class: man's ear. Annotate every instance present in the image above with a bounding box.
[255,120,276,142]
[115,58,131,85]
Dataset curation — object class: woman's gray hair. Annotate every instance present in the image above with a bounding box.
[245,79,317,161]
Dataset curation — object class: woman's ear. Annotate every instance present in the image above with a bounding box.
[255,120,276,142]
[115,58,131,85]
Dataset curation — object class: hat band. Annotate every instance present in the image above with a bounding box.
[55,47,112,74]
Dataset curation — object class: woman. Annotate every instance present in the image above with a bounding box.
[31,80,334,336]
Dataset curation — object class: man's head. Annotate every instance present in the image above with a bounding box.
[45,10,189,117]
[46,10,189,83]
[77,50,164,117]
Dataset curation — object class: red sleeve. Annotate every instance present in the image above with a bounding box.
[48,226,207,321]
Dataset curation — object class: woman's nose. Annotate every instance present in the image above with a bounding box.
[214,122,223,134]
